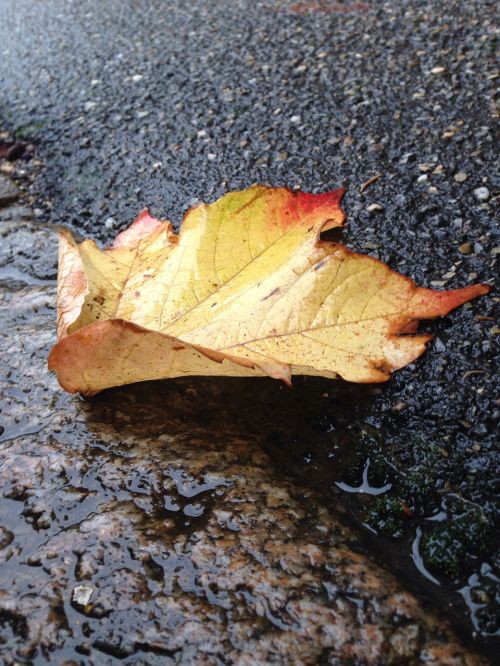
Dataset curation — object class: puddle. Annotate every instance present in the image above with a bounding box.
[335,459,392,495]
[460,565,500,636]
[411,527,441,586]
[256,377,499,660]
[80,377,497,660]
[0,363,497,662]
[0,415,55,444]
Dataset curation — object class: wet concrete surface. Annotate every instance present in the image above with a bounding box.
[0,0,498,663]
[0,207,491,665]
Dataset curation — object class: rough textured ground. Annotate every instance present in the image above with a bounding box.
[0,0,498,663]
[0,199,490,666]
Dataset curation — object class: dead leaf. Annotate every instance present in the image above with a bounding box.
[48,185,490,395]
[360,173,382,193]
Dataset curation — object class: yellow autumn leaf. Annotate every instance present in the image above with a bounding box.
[48,185,490,395]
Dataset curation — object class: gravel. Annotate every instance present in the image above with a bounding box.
[474,187,491,201]
[0,174,19,206]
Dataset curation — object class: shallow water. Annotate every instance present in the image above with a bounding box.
[2,364,497,662]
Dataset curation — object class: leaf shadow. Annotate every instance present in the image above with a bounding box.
[74,377,497,656]
[80,376,379,501]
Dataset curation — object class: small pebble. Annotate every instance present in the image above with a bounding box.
[72,585,93,606]
[369,142,385,154]
[454,172,468,183]
[290,115,301,123]
[458,242,472,254]
[104,217,116,229]
[434,338,446,352]
[367,203,384,214]
[473,187,490,201]
[26,554,41,565]
[430,66,446,74]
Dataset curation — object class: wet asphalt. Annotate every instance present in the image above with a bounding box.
[0,0,498,658]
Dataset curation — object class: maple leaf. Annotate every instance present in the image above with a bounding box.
[48,185,490,395]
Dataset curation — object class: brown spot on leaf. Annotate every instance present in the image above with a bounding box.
[262,287,281,301]
[314,259,327,272]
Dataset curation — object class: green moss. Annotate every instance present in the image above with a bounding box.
[402,433,442,467]
[14,121,46,139]
[422,530,464,579]
[367,454,392,486]
[458,516,491,554]
[421,506,493,580]
[365,496,407,539]
[394,470,440,516]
